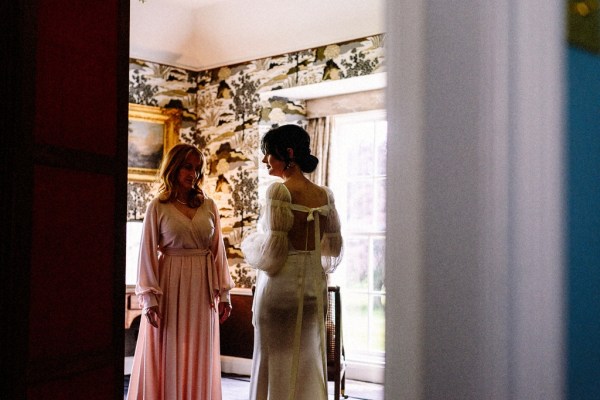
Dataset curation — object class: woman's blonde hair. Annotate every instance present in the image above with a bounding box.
[157,143,205,207]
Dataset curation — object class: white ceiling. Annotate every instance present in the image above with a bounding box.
[130,0,386,71]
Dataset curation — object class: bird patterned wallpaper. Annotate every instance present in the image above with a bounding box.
[128,34,385,288]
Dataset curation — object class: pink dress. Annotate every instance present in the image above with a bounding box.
[127,196,234,400]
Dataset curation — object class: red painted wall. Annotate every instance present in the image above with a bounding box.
[1,1,129,398]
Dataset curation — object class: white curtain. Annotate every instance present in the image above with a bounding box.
[306,117,332,187]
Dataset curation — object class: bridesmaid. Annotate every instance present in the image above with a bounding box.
[127,143,235,400]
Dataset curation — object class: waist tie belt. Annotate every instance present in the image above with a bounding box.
[162,248,210,256]
[160,248,218,308]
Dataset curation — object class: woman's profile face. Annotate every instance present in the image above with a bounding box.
[262,152,286,177]
[177,152,202,191]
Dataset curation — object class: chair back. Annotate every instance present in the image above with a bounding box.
[326,286,347,399]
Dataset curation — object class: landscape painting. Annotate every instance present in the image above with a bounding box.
[128,104,181,182]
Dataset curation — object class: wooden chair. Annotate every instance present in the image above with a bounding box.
[326,285,348,399]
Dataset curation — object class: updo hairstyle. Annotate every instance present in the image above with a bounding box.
[261,124,319,173]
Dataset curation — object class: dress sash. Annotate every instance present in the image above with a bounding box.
[161,248,218,308]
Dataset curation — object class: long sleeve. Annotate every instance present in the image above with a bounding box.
[135,199,163,310]
[208,198,235,302]
[241,182,294,276]
[321,186,343,273]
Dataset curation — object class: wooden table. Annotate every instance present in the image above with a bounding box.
[125,285,142,329]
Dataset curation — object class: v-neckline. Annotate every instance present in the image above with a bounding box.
[171,202,198,221]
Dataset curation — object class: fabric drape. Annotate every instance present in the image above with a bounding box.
[306,117,332,187]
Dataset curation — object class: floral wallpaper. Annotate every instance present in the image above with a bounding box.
[128,34,385,288]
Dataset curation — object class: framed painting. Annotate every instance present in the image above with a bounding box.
[128,103,182,182]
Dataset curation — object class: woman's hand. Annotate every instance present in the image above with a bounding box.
[218,301,232,324]
[143,306,161,328]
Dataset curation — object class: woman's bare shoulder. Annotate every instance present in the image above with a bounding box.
[285,181,328,207]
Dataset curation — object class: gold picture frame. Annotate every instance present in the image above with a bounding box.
[128,103,181,182]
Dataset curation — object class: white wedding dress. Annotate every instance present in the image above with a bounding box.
[242,182,343,400]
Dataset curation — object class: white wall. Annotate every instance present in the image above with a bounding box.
[130,0,385,70]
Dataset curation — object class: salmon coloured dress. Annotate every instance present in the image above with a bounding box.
[241,182,343,400]
[127,196,234,400]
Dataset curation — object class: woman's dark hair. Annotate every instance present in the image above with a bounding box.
[261,124,319,173]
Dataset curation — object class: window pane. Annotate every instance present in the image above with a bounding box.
[342,292,370,356]
[345,122,374,177]
[372,237,385,292]
[370,295,386,353]
[374,178,386,231]
[346,181,373,230]
[344,237,369,290]
[375,120,387,175]
[126,221,143,285]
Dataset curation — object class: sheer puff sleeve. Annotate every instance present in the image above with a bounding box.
[241,182,293,276]
[135,199,163,310]
[321,186,343,273]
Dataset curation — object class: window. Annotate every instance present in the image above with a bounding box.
[329,110,387,365]
[126,221,143,285]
